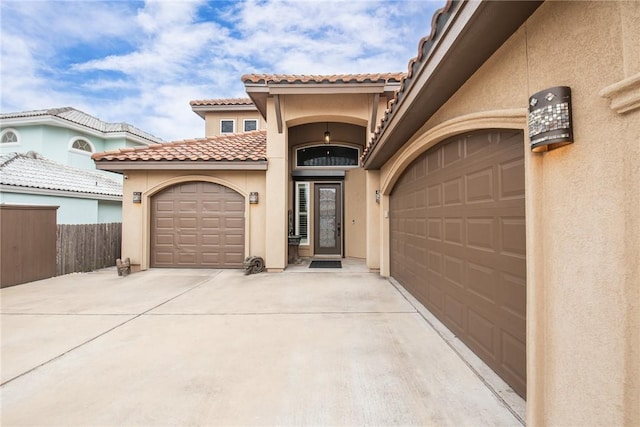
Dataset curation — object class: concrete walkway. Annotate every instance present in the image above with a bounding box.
[1,267,523,426]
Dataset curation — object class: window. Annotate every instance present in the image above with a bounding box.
[296,145,359,167]
[70,138,94,153]
[220,119,235,134]
[295,182,310,245]
[1,129,19,144]
[243,119,258,132]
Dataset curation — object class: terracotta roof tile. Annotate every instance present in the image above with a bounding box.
[189,98,254,107]
[241,73,405,85]
[362,1,454,162]
[93,130,266,162]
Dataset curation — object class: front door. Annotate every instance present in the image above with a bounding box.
[314,183,342,256]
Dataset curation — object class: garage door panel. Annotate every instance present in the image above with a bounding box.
[466,217,495,252]
[178,200,197,213]
[391,129,526,398]
[427,184,442,207]
[468,308,496,357]
[500,218,526,257]
[224,200,245,212]
[466,167,495,203]
[156,217,174,229]
[467,262,497,304]
[428,218,442,241]
[151,181,245,268]
[501,331,526,391]
[444,255,464,288]
[202,201,221,211]
[224,217,244,229]
[499,158,525,199]
[179,217,197,229]
[444,218,463,245]
[445,294,465,330]
[156,201,175,212]
[443,178,463,205]
[177,253,197,265]
[154,252,174,264]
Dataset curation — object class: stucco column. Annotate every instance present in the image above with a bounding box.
[365,170,380,271]
[264,97,287,271]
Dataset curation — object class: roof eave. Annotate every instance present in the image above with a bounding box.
[0,184,122,201]
[363,0,543,170]
[0,115,161,145]
[94,160,268,173]
[244,81,402,121]
[190,104,259,120]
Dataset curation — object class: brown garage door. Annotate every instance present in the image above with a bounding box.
[390,129,526,397]
[151,181,244,268]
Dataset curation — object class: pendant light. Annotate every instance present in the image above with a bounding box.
[323,122,331,144]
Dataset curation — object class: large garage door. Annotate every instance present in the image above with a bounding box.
[390,130,526,397]
[151,181,244,268]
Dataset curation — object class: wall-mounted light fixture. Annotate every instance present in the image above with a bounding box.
[323,122,331,144]
[375,190,380,203]
[133,192,142,203]
[249,192,259,204]
[528,86,573,152]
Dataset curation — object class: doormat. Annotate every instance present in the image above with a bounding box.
[309,260,342,269]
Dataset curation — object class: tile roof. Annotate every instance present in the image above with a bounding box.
[0,107,163,144]
[362,1,454,161]
[0,151,122,197]
[241,73,405,85]
[93,130,267,162]
[189,98,254,107]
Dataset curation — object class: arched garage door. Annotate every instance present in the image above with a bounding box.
[151,181,245,268]
[390,129,526,397]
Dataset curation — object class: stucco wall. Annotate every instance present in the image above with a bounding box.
[121,170,266,270]
[379,2,639,425]
[0,193,100,224]
[204,111,265,137]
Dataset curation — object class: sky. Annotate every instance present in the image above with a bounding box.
[0,0,444,142]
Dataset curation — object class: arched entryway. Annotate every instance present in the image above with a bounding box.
[150,181,245,268]
[389,129,527,397]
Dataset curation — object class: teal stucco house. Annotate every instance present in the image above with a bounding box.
[0,107,162,224]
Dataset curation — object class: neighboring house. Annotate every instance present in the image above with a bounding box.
[0,151,122,224]
[0,107,162,223]
[93,2,639,426]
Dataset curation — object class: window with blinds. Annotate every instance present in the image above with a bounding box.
[295,182,310,245]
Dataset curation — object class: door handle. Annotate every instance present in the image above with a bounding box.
[337,224,341,237]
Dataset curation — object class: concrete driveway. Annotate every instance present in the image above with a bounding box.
[1,267,523,426]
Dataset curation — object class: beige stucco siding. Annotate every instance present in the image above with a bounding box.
[378,2,639,425]
[121,169,266,270]
[204,111,265,137]
[344,168,366,259]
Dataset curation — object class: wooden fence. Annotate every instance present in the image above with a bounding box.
[57,223,122,276]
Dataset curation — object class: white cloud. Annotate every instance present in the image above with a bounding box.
[1,0,445,141]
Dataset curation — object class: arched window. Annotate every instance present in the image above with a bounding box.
[1,129,19,144]
[296,145,359,167]
[70,138,94,153]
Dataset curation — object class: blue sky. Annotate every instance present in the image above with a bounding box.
[1,0,443,141]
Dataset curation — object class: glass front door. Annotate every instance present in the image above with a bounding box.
[313,183,342,256]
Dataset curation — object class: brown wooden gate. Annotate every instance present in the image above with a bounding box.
[390,129,527,397]
[150,181,245,268]
[1,205,58,288]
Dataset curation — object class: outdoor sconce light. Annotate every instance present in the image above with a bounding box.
[528,86,573,152]
[133,192,142,203]
[375,190,380,203]
[324,122,331,144]
[249,192,259,204]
